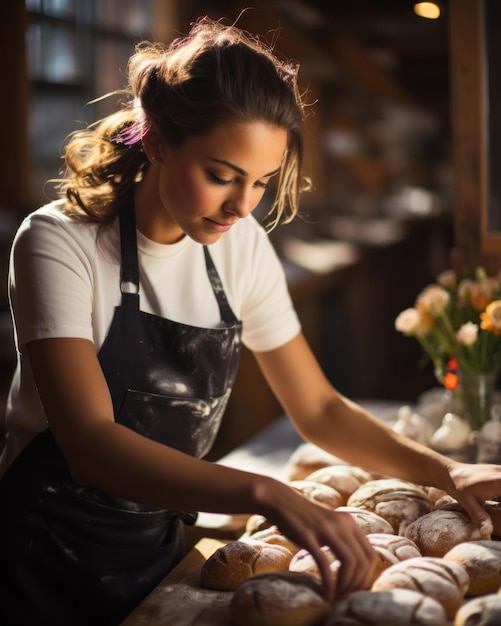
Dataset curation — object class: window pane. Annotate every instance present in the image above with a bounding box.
[41,0,76,19]
[95,0,153,35]
[42,24,81,82]
[29,93,90,164]
[26,0,42,11]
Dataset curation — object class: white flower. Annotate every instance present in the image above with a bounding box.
[437,269,457,290]
[416,284,450,316]
[456,322,478,346]
[395,308,420,335]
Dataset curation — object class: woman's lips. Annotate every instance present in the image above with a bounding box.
[204,218,236,232]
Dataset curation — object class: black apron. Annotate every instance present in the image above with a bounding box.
[0,196,242,625]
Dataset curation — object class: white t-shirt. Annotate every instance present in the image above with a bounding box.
[0,200,300,475]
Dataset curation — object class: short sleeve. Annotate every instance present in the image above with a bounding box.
[237,225,301,352]
[9,211,95,347]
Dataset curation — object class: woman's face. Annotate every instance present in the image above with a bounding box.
[143,121,288,244]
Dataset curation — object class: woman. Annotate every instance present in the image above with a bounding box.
[0,16,500,625]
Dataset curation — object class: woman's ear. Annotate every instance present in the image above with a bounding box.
[142,130,164,164]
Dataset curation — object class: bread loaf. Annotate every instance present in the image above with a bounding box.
[285,442,347,480]
[200,539,293,591]
[229,571,330,626]
[366,533,422,583]
[443,539,501,596]
[289,545,340,584]
[485,500,501,537]
[305,464,372,503]
[347,478,432,534]
[422,485,448,505]
[454,594,501,626]
[371,556,469,619]
[404,508,485,557]
[289,479,344,509]
[325,589,447,625]
[244,513,272,536]
[335,506,394,535]
[367,533,421,559]
[245,525,300,555]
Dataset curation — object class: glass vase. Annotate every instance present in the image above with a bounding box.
[459,372,497,432]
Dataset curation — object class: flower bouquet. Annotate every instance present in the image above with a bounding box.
[395,267,501,431]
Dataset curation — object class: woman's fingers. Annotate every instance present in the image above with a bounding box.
[328,511,378,598]
[265,482,378,601]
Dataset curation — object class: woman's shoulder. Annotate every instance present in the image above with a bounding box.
[16,200,111,245]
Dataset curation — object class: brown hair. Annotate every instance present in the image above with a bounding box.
[56,16,310,229]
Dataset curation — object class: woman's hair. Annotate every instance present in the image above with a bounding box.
[56,16,310,229]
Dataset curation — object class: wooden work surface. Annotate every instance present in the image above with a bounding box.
[121,402,402,625]
[121,538,233,626]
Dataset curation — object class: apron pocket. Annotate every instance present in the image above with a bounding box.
[116,388,231,457]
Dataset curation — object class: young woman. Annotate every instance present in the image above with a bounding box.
[1,16,500,626]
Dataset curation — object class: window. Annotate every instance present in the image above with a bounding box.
[26,0,154,200]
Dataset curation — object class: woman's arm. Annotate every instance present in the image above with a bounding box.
[255,332,501,534]
[26,336,378,600]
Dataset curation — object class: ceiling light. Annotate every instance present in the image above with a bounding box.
[414,2,441,19]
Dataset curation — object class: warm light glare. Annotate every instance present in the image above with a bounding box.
[414,2,441,19]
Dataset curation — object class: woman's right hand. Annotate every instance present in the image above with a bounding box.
[257,477,378,602]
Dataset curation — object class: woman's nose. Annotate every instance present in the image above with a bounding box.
[223,188,255,219]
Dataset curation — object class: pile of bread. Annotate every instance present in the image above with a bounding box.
[200,442,501,625]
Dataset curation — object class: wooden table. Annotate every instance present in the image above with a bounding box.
[121,538,233,625]
[121,401,402,624]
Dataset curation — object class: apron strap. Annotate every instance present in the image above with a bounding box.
[119,194,140,310]
[203,246,238,324]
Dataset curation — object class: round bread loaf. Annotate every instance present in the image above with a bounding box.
[454,594,501,626]
[347,478,432,534]
[335,506,395,535]
[443,540,501,596]
[246,525,300,555]
[404,508,485,557]
[325,589,447,625]
[285,442,347,480]
[244,514,272,536]
[422,485,448,505]
[229,571,330,626]
[200,539,293,591]
[367,533,421,559]
[485,500,501,537]
[289,479,344,509]
[305,464,372,503]
[367,533,422,583]
[371,556,469,619]
[289,545,340,584]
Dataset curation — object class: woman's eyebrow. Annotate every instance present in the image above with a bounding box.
[208,157,280,178]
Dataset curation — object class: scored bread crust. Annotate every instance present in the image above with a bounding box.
[443,540,501,596]
[229,571,330,626]
[200,539,293,591]
[454,594,501,626]
[404,508,484,557]
[325,588,447,625]
[304,464,372,503]
[347,478,432,534]
[335,506,395,535]
[371,556,469,619]
[288,479,344,509]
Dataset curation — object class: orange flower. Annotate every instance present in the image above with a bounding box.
[443,358,459,390]
[480,300,501,335]
[443,371,459,390]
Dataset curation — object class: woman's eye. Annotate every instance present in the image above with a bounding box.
[207,171,232,186]
[254,181,269,190]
